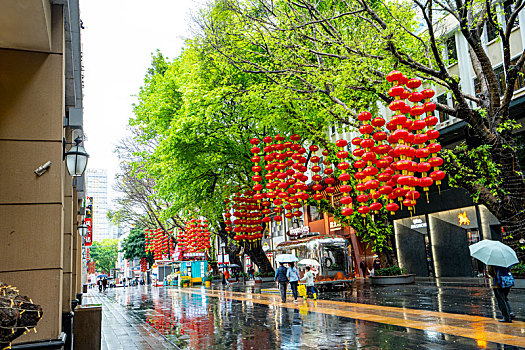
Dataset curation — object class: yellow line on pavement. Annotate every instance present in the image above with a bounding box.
[175,288,525,348]
[194,288,525,328]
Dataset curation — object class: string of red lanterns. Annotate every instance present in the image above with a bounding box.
[349,71,445,216]
[178,218,211,254]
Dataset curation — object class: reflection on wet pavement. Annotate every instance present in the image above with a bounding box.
[100,281,525,349]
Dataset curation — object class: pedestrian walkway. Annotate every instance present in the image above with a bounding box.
[183,287,525,348]
[84,281,525,349]
[84,290,175,350]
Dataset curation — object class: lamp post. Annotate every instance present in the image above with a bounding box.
[64,137,89,177]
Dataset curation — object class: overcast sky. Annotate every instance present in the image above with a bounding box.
[80,0,203,205]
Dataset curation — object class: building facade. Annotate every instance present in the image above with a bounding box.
[0,0,87,347]
[86,168,112,241]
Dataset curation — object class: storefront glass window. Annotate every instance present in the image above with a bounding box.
[308,204,324,221]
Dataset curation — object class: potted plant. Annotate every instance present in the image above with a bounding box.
[369,265,415,285]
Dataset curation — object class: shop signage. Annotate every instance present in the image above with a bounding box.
[331,192,343,207]
[458,211,470,226]
[330,221,342,231]
[84,197,93,247]
[273,236,285,246]
[410,218,427,229]
[262,242,270,251]
[289,226,310,236]
[185,252,205,258]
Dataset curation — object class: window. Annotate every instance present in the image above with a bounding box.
[494,65,506,95]
[437,94,450,123]
[446,36,458,64]
[319,156,325,171]
[504,0,519,28]
[476,58,525,97]
[308,204,324,221]
[330,125,336,135]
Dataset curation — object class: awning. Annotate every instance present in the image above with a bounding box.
[275,235,346,251]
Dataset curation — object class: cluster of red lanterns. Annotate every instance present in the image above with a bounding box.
[144,228,173,261]
[224,191,265,244]
[349,70,445,215]
[248,134,326,223]
[335,139,354,216]
[140,257,148,272]
[178,218,211,254]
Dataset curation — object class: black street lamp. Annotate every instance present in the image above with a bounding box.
[77,220,88,237]
[64,137,89,177]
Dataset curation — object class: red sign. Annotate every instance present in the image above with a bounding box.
[84,217,92,246]
[84,197,93,247]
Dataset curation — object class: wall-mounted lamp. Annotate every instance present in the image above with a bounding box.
[77,221,88,236]
[64,137,89,177]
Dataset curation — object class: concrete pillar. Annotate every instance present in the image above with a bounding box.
[0,6,66,343]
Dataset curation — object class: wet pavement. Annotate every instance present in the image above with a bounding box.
[86,280,525,349]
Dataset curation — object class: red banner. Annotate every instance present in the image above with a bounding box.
[84,217,92,246]
[84,196,93,247]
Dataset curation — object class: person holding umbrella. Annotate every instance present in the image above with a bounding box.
[469,239,518,323]
[275,262,289,303]
[287,262,300,302]
[487,265,515,322]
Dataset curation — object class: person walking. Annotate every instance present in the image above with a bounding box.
[287,262,300,302]
[371,257,381,276]
[102,278,108,292]
[300,266,316,300]
[360,260,368,278]
[274,263,289,303]
[248,267,255,280]
[97,279,102,292]
[222,269,230,286]
[488,265,515,322]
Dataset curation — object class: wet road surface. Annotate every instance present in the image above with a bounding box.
[88,280,525,349]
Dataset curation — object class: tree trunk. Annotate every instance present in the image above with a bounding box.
[244,242,274,274]
[216,220,274,273]
[379,234,397,268]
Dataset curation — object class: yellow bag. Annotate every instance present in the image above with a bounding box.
[298,284,307,299]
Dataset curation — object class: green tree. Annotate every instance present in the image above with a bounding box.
[121,224,154,266]
[130,48,278,272]
[197,0,525,257]
[90,239,119,274]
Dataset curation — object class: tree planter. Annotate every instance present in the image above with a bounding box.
[370,274,415,285]
[254,277,274,283]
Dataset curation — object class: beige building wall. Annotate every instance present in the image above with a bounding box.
[0,3,82,343]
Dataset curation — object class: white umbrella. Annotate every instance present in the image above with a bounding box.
[275,254,298,263]
[298,258,321,267]
[469,239,519,267]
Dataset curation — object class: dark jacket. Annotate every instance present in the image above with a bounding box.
[275,266,289,283]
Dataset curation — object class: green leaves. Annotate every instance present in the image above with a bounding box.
[89,239,119,274]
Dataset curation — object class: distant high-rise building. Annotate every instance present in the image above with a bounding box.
[86,168,111,241]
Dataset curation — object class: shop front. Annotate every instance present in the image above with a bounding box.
[395,204,500,277]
